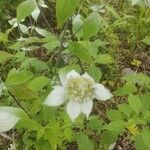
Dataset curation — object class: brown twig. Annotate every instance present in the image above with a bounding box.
[53,21,69,76]
[35,0,55,33]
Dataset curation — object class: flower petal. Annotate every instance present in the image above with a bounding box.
[66,70,80,80]
[59,71,67,86]
[44,86,65,106]
[66,101,81,121]
[94,83,112,101]
[82,72,94,82]
[0,112,19,133]
[81,100,93,118]
[59,70,80,86]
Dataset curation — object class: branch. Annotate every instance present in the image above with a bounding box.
[53,21,69,76]
[8,91,31,119]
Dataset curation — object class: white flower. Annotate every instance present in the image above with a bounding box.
[0,111,19,133]
[44,70,112,121]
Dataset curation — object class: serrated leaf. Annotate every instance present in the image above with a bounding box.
[43,41,60,52]
[122,73,150,88]
[142,36,150,45]
[88,117,103,131]
[101,130,119,146]
[114,82,137,96]
[56,0,80,27]
[17,118,42,131]
[20,58,49,72]
[95,54,114,64]
[107,109,125,121]
[36,139,51,150]
[27,76,50,91]
[83,12,101,39]
[68,42,93,63]
[5,69,33,86]
[9,85,38,100]
[0,51,14,64]
[78,41,98,58]
[104,120,126,132]
[128,95,142,114]
[118,104,133,116]
[77,133,94,150]
[87,65,101,82]
[17,0,37,22]
[135,129,150,150]
[0,32,8,43]
[37,128,44,140]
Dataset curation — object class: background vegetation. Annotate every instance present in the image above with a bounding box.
[0,0,150,149]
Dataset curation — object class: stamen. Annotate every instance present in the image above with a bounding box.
[66,76,95,102]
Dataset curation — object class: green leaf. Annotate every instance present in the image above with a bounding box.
[0,32,8,43]
[101,130,119,146]
[95,54,114,64]
[0,51,14,64]
[37,128,45,140]
[20,58,49,72]
[77,133,94,150]
[17,0,37,22]
[36,139,51,150]
[107,109,125,121]
[88,116,103,131]
[143,111,150,121]
[15,51,25,62]
[135,129,150,150]
[68,42,93,63]
[17,118,42,131]
[104,120,126,132]
[87,65,101,82]
[142,36,150,45]
[44,122,61,146]
[106,5,120,19]
[122,73,150,88]
[5,69,33,86]
[114,82,137,96]
[118,104,133,116]
[43,41,60,53]
[128,95,142,114]
[9,85,38,100]
[27,76,50,91]
[140,93,150,113]
[72,16,83,38]
[30,100,42,115]
[56,0,80,27]
[78,41,99,58]
[83,12,101,39]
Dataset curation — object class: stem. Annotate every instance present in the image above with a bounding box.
[69,17,84,73]
[53,21,69,76]
[0,133,13,141]
[35,0,55,33]
[8,90,31,118]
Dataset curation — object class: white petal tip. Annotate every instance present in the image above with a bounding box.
[94,84,112,101]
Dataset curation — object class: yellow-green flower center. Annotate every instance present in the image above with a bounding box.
[66,76,95,102]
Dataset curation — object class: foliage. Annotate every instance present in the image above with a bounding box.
[0,0,150,149]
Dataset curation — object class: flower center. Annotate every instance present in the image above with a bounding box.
[66,76,95,102]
